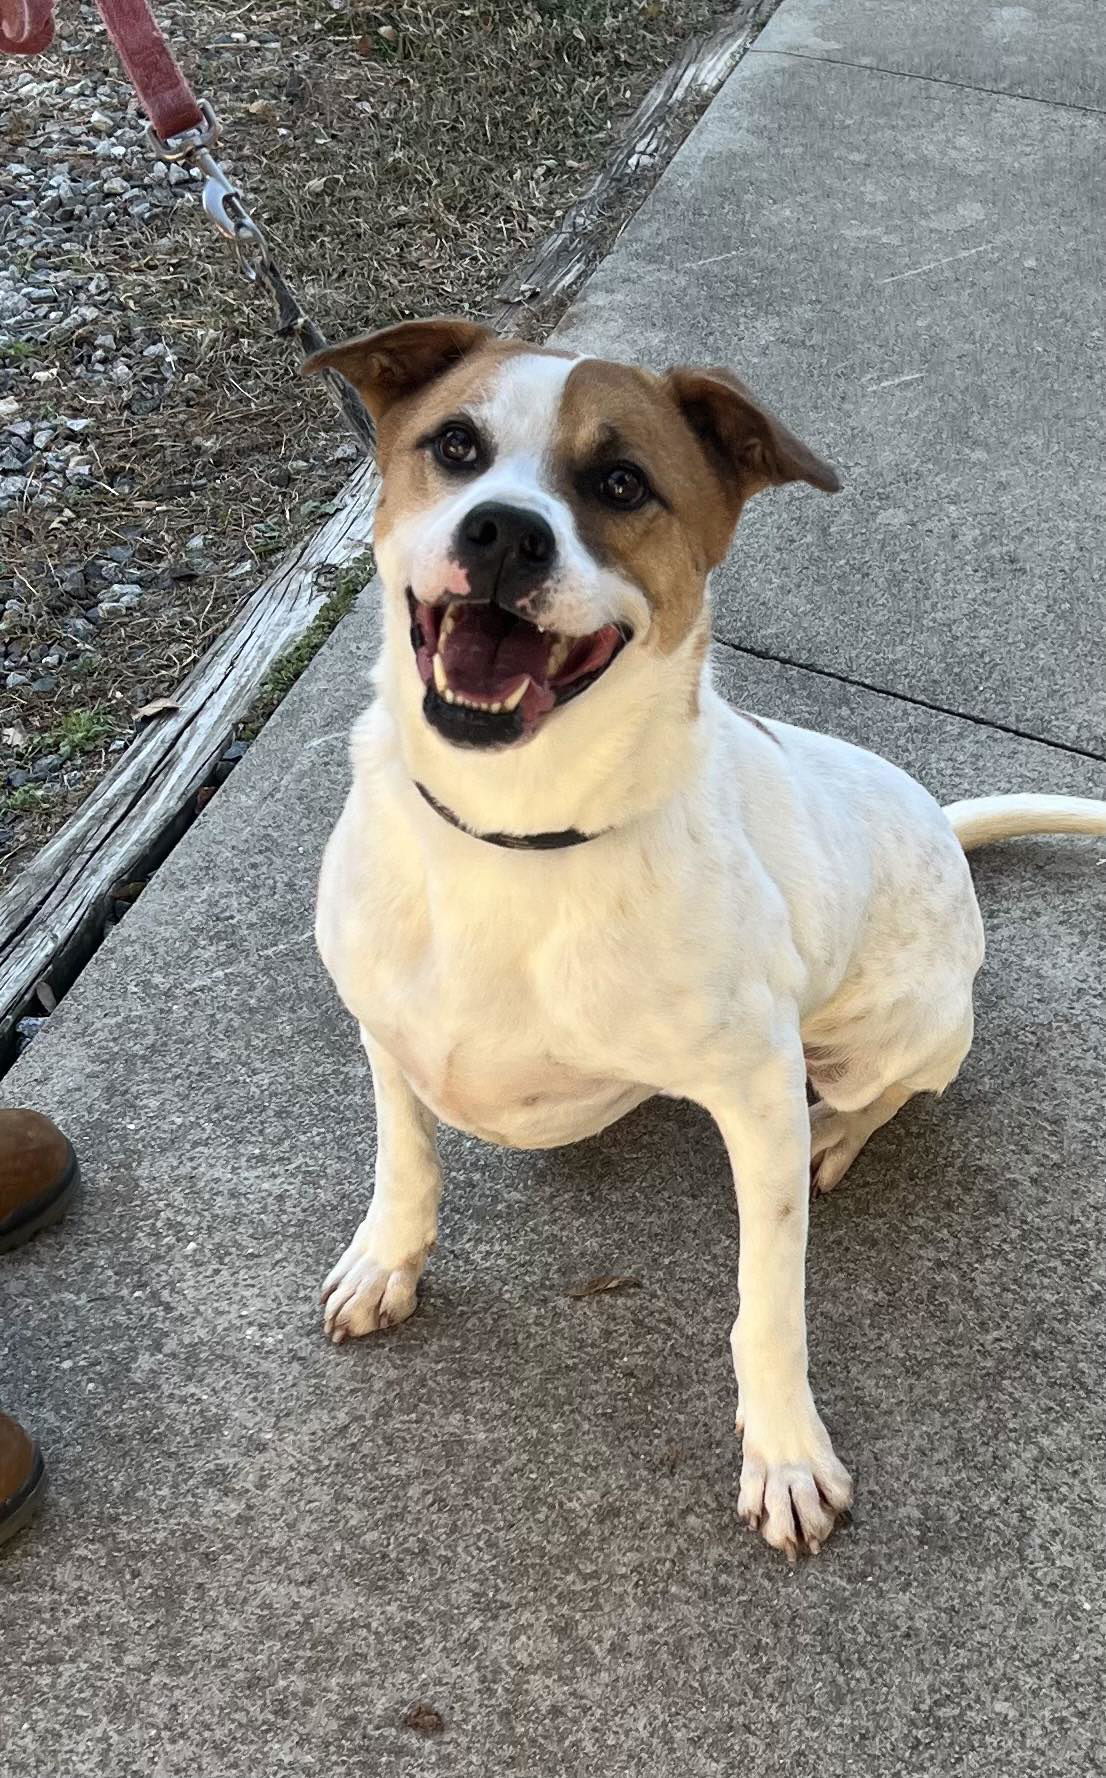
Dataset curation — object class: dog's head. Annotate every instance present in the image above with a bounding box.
[304,320,839,753]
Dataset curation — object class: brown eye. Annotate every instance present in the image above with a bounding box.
[433,423,479,470]
[597,463,649,510]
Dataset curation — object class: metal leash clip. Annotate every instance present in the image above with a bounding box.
[145,98,269,278]
[144,93,373,449]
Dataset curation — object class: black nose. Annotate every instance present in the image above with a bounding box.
[454,502,556,606]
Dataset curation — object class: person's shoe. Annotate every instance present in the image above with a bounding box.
[0,1412,46,1547]
[0,1109,79,1253]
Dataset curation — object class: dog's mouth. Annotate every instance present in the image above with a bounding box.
[406,592,630,748]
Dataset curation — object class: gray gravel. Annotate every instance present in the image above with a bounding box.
[0,18,226,862]
[1,56,199,525]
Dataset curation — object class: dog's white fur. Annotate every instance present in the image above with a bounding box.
[315,347,1106,1557]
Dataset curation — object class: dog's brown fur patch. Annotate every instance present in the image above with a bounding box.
[552,359,738,655]
[305,322,573,555]
[664,366,840,499]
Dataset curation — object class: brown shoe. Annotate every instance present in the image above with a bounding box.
[0,1412,46,1548]
[0,1109,79,1253]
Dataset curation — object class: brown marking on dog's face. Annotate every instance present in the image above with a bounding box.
[374,340,589,560]
[551,360,731,653]
[551,358,840,654]
[371,341,514,552]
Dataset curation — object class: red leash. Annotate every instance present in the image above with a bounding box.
[0,0,54,55]
[1,0,203,143]
[93,0,204,141]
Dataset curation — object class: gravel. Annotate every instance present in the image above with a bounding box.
[0,9,332,881]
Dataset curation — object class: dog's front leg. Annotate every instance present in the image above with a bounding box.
[702,1041,853,1557]
[322,1032,441,1344]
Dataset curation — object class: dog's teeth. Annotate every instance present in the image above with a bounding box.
[442,687,456,704]
[502,678,529,712]
[487,701,502,714]
[433,653,448,694]
[440,606,457,641]
[547,638,570,676]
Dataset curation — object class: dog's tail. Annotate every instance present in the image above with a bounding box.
[943,793,1106,853]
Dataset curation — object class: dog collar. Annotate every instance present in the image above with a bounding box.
[415,782,603,850]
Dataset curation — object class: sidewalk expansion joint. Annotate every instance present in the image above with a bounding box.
[748,47,1106,119]
[712,633,1106,767]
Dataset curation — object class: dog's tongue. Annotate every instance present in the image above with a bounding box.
[441,604,551,701]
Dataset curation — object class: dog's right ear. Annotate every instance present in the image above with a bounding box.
[301,318,493,425]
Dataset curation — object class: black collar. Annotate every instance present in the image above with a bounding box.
[415,782,603,850]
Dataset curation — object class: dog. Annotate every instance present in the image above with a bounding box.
[304,319,1106,1557]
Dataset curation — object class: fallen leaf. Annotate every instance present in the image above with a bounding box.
[400,1704,445,1737]
[195,785,217,813]
[2,724,31,752]
[109,879,146,905]
[134,698,180,722]
[566,1274,641,1299]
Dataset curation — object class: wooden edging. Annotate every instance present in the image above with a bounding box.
[493,9,765,315]
[0,469,378,1066]
[0,5,766,1069]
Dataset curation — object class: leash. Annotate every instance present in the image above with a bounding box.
[0,0,376,454]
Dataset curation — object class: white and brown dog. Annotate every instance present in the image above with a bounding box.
[305,320,1106,1558]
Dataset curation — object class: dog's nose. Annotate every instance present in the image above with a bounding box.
[454,502,556,607]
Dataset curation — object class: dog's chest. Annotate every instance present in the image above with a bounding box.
[367,923,664,1146]
[321,842,709,1148]
[382,1013,647,1148]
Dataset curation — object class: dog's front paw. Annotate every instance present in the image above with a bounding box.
[736,1400,853,1559]
[321,1223,430,1343]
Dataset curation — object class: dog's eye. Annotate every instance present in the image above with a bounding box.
[597,463,650,511]
[433,423,480,470]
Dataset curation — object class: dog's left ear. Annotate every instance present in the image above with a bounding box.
[664,367,841,508]
[301,318,493,425]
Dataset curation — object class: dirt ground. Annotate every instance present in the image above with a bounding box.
[0,0,731,883]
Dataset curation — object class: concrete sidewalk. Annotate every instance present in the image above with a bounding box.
[3,4,1105,1774]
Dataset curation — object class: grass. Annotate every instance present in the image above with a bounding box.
[4,786,44,813]
[39,708,120,758]
[275,0,726,333]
